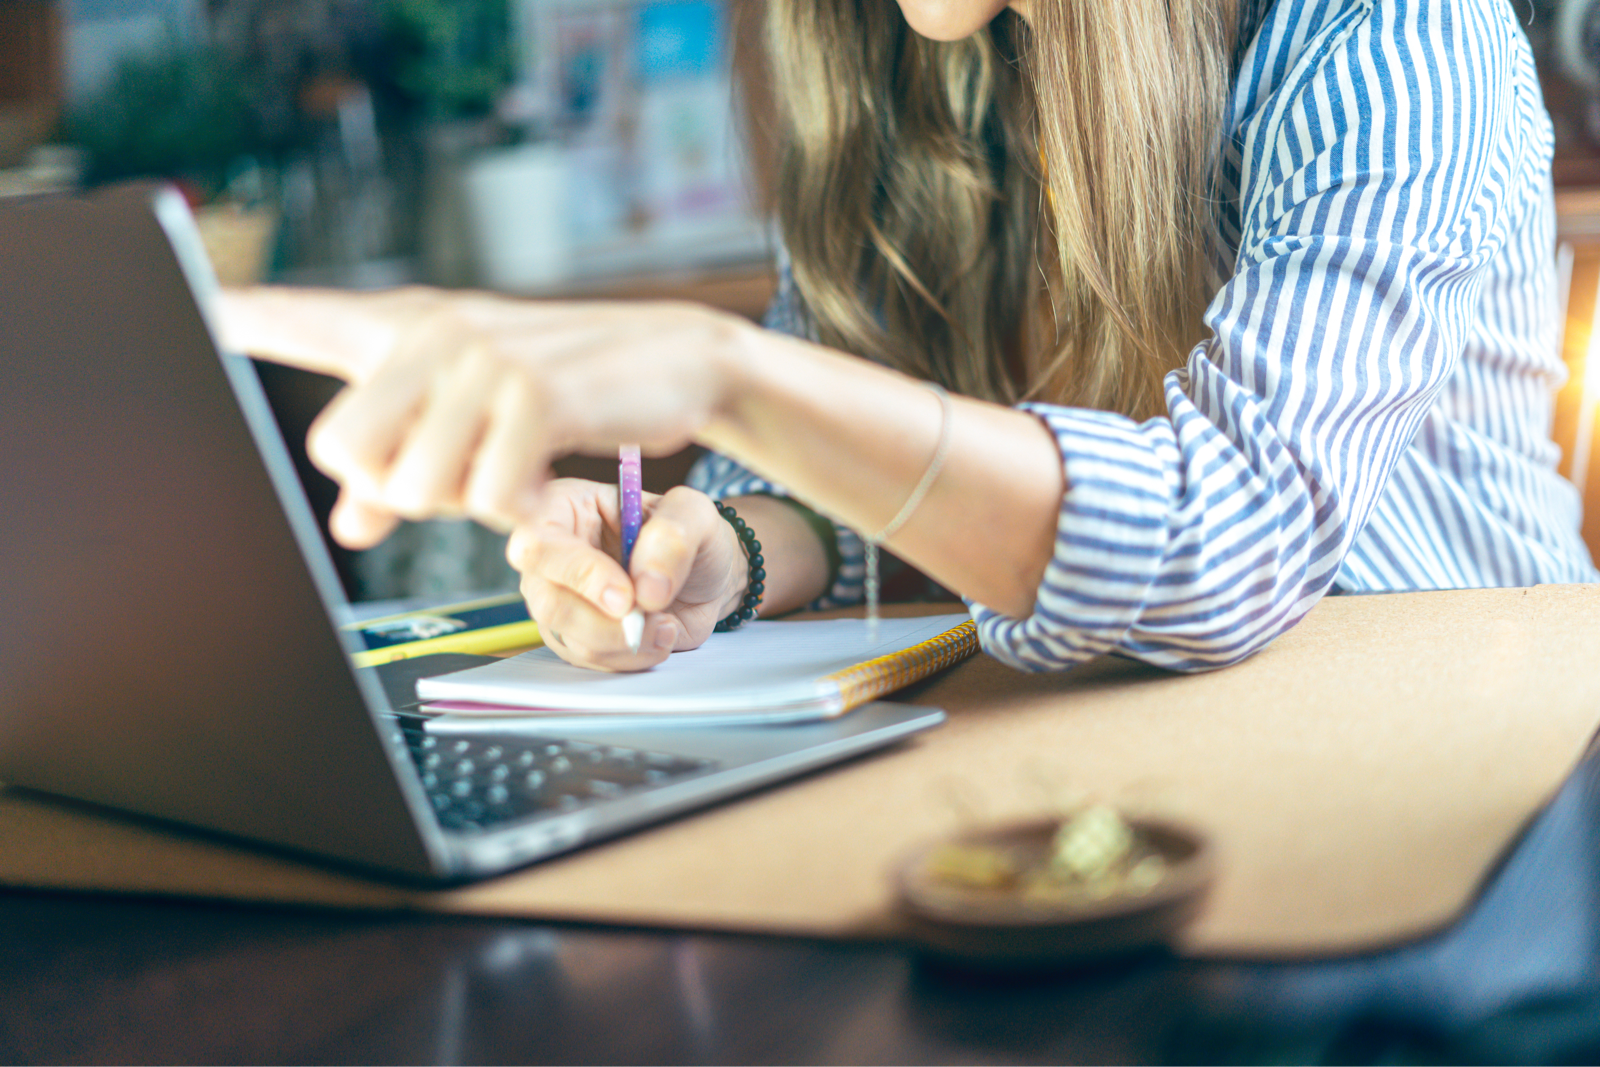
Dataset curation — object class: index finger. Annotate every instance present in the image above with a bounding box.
[214,286,403,382]
[507,518,635,619]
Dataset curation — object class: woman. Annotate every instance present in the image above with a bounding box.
[220,0,1597,674]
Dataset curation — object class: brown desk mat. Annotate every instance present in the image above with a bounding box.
[3,585,1599,958]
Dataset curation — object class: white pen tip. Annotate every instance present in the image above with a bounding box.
[622,609,645,654]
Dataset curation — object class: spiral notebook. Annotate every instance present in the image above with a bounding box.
[417,613,977,727]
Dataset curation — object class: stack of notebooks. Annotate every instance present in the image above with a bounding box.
[416,613,979,728]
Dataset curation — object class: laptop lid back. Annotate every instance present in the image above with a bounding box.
[0,185,443,878]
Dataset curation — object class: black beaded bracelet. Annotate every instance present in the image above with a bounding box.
[712,500,766,632]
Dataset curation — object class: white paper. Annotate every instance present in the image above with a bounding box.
[415,614,970,717]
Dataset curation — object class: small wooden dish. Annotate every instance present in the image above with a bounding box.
[894,817,1214,968]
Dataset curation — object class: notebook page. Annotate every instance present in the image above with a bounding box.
[415,613,970,716]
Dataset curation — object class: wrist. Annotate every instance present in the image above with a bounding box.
[704,312,765,436]
[759,493,842,594]
[699,315,803,459]
[710,499,766,631]
[716,493,832,616]
[715,513,749,619]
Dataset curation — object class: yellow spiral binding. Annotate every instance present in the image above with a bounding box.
[822,620,979,713]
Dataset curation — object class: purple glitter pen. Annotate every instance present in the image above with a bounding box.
[618,444,645,652]
[618,443,643,569]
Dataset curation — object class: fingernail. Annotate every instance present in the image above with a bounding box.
[621,610,644,653]
[652,621,676,650]
[636,571,671,609]
[601,587,629,616]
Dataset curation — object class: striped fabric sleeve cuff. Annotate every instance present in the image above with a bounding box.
[968,403,1177,673]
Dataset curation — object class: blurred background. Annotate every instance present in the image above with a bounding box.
[0,0,777,291]
[5,0,1600,601]
[0,0,778,602]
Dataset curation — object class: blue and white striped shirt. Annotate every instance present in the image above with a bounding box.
[692,0,1599,673]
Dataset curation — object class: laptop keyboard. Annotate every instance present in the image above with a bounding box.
[390,719,717,833]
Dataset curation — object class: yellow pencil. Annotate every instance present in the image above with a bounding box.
[343,593,544,668]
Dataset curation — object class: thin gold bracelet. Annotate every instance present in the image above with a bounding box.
[864,382,953,639]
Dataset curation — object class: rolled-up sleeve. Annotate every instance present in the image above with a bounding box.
[976,0,1531,671]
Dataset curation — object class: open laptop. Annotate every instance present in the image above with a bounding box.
[0,183,944,883]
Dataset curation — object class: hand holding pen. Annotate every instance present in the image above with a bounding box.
[518,446,727,666]
[502,475,750,670]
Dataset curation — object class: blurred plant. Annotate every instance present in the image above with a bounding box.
[66,43,257,194]
[204,0,382,153]
[382,0,512,119]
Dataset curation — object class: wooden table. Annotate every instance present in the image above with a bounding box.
[4,734,1600,1065]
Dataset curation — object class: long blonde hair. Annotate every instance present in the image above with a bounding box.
[763,0,1238,418]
